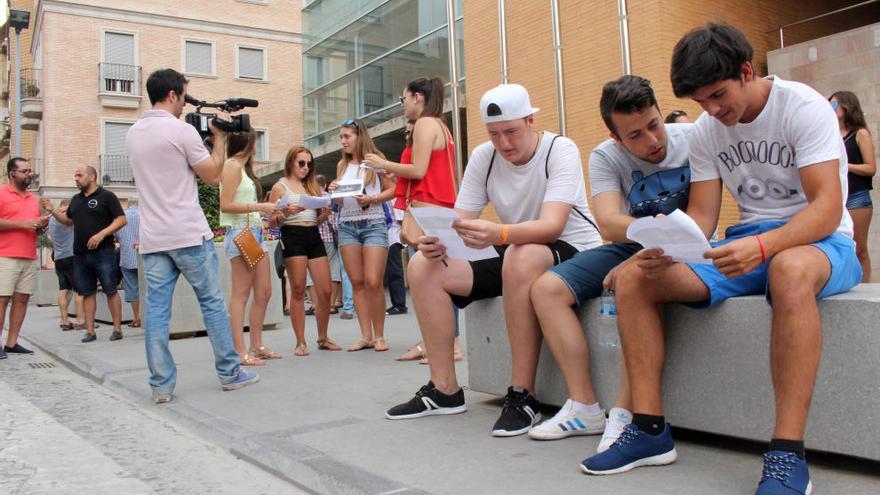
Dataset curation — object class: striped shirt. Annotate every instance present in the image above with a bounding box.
[115,207,140,269]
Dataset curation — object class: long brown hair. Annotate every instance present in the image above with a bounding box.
[226,129,261,199]
[830,91,868,132]
[284,146,321,196]
[406,76,445,119]
[335,118,384,185]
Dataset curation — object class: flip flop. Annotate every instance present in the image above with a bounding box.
[347,339,374,352]
[317,339,342,351]
[251,345,283,360]
[373,338,389,352]
[294,343,310,356]
[396,343,425,361]
[240,353,266,366]
[59,323,75,331]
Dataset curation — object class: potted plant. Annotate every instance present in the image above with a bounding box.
[24,83,40,97]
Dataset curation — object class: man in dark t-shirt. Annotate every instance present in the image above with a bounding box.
[43,166,127,343]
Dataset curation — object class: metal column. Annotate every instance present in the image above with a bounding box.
[446,0,463,181]
[550,0,566,136]
[498,0,509,84]
[14,29,22,157]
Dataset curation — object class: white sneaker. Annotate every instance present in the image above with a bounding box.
[597,407,633,452]
[528,399,605,440]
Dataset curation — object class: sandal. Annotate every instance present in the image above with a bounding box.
[396,343,425,361]
[347,339,374,352]
[251,345,283,360]
[317,339,342,351]
[294,343,310,356]
[373,337,389,352]
[127,320,141,328]
[240,353,266,366]
[59,323,75,331]
[419,351,464,365]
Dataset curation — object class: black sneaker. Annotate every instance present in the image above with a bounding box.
[305,307,315,316]
[81,333,97,343]
[386,306,408,315]
[492,386,542,437]
[4,343,34,354]
[385,381,466,419]
[109,331,123,341]
[0,347,6,359]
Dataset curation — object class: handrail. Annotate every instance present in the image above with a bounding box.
[769,0,878,48]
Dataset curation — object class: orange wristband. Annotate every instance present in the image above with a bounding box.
[497,224,509,245]
[755,234,766,264]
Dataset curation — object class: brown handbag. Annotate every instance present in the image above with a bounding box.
[399,121,457,248]
[233,210,265,269]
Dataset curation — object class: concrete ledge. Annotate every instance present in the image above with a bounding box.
[465,284,880,461]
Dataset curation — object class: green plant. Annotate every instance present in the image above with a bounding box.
[24,83,39,97]
[197,178,220,231]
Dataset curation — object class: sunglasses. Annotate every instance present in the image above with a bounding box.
[399,96,406,105]
[297,160,313,168]
[830,100,839,110]
[341,118,358,127]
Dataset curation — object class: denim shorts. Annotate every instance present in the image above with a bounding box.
[686,220,862,308]
[73,246,119,296]
[846,189,873,209]
[548,242,642,306]
[337,218,388,248]
[223,226,267,259]
[121,267,139,302]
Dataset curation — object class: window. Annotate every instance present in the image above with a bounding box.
[102,121,135,184]
[183,39,215,76]
[304,55,325,90]
[102,30,137,94]
[255,130,268,161]
[236,45,267,81]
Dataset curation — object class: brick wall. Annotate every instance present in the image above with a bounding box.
[462,0,864,233]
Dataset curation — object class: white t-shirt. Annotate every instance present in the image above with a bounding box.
[589,123,693,217]
[689,76,852,238]
[337,162,384,223]
[455,132,602,251]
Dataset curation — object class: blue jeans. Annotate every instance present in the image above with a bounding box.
[142,239,240,393]
[340,254,354,313]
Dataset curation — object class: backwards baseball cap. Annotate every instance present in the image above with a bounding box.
[479,84,539,124]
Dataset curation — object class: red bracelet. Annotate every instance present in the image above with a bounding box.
[755,234,766,264]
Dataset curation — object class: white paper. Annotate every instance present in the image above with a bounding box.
[275,195,290,209]
[297,195,331,209]
[359,163,386,174]
[330,178,365,199]
[408,206,500,262]
[626,209,713,264]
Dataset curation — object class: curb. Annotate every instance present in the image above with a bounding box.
[23,333,428,495]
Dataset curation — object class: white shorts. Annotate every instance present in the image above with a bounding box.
[0,257,37,296]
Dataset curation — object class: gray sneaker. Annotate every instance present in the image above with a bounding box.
[0,347,6,359]
[109,331,123,341]
[152,389,172,404]
[221,369,260,391]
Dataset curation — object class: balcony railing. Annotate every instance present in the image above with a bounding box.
[20,68,41,98]
[98,63,142,96]
[26,158,42,190]
[100,154,135,185]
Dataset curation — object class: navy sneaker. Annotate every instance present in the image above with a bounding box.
[221,369,259,391]
[581,423,677,475]
[755,451,812,495]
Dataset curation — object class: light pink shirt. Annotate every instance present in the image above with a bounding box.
[126,109,212,254]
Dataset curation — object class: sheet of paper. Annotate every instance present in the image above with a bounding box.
[275,195,290,209]
[626,209,713,264]
[359,163,386,174]
[297,195,331,209]
[330,178,365,199]
[408,206,500,262]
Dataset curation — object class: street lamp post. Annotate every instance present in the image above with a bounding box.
[9,9,31,158]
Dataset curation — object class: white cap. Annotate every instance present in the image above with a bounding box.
[479,84,539,124]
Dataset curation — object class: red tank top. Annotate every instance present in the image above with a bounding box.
[393,123,457,210]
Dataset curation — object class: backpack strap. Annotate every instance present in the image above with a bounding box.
[544,134,601,234]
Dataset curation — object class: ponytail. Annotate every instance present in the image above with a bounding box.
[407,76,445,119]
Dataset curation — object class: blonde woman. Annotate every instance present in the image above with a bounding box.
[219,129,280,365]
[329,119,396,351]
[269,146,339,356]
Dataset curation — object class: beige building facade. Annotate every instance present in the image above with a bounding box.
[8,0,303,201]
[461,0,878,231]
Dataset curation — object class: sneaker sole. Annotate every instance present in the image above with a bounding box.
[385,405,467,420]
[222,376,260,391]
[581,448,678,475]
[492,413,543,437]
[529,426,604,440]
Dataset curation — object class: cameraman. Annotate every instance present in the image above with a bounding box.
[126,68,258,404]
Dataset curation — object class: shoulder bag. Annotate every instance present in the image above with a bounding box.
[233,209,266,269]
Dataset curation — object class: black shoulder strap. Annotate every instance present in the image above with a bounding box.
[485,149,497,189]
[544,134,600,234]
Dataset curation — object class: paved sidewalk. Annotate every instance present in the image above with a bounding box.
[17,304,880,494]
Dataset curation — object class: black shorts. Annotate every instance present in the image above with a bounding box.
[54,256,76,292]
[451,239,579,309]
[280,225,327,259]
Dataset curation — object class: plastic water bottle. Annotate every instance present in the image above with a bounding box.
[598,289,619,349]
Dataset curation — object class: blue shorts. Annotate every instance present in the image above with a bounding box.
[73,246,119,296]
[846,189,873,209]
[121,267,139,302]
[223,226,267,260]
[338,218,388,248]
[686,221,861,308]
[548,243,642,306]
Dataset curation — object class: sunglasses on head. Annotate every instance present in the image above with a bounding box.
[341,118,358,127]
[830,100,839,110]
[297,160,313,168]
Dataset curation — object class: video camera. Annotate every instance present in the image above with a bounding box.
[184,95,259,137]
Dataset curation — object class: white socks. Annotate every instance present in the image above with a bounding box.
[567,398,602,417]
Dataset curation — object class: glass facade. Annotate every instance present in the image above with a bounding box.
[302,0,464,149]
